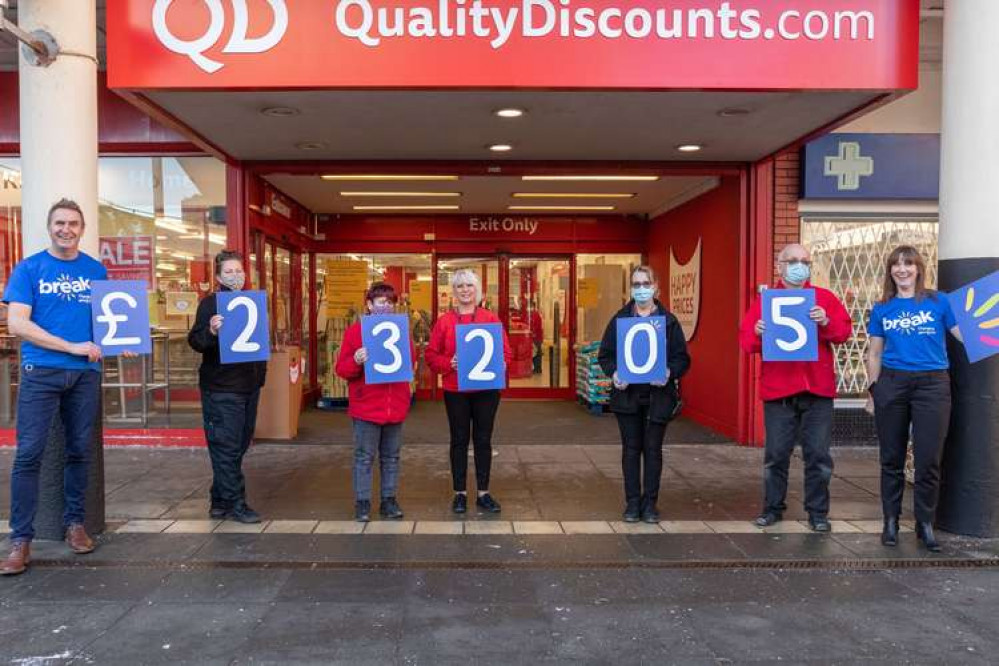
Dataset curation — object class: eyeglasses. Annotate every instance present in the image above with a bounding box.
[782,259,811,267]
[631,281,653,288]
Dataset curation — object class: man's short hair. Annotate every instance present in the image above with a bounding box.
[47,198,85,226]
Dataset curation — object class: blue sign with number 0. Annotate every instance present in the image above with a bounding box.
[762,289,818,362]
[616,316,668,384]
[217,290,270,364]
[90,280,152,356]
[456,323,506,391]
[361,314,414,384]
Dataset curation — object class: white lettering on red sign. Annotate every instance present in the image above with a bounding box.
[469,217,539,235]
[99,236,155,283]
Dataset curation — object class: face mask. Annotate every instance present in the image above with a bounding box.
[220,274,245,291]
[784,263,811,285]
[370,303,394,315]
[631,286,655,303]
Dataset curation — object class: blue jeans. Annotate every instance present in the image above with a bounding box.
[351,419,403,502]
[9,366,101,543]
[201,389,261,508]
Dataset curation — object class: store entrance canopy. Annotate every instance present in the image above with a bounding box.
[106,0,920,162]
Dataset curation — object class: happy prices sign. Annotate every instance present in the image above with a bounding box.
[669,240,701,342]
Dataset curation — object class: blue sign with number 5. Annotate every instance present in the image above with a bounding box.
[456,323,506,391]
[217,290,270,364]
[616,316,668,384]
[362,314,414,384]
[762,289,818,362]
[90,280,152,356]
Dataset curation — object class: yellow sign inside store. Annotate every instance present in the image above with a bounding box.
[577,278,599,308]
[409,280,432,313]
[325,260,368,317]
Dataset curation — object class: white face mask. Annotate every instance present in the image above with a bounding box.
[219,273,245,291]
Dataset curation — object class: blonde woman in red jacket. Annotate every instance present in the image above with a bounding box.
[425,269,512,515]
[335,283,416,522]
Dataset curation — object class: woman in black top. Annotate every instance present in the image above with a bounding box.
[598,266,691,524]
[188,250,268,523]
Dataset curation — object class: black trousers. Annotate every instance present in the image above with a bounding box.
[201,388,261,507]
[762,393,834,518]
[872,369,951,523]
[444,390,501,492]
[615,405,667,505]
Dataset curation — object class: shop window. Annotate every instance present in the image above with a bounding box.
[302,254,312,389]
[575,254,641,346]
[0,155,228,427]
[316,253,433,404]
[801,216,939,398]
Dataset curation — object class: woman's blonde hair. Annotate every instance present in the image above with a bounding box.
[450,268,483,305]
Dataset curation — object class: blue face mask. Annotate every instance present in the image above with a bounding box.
[631,286,655,304]
[785,263,811,285]
[370,303,394,315]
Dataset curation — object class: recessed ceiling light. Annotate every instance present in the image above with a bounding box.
[296,141,327,151]
[261,106,301,117]
[677,144,703,153]
[512,192,635,199]
[522,175,659,182]
[489,144,514,152]
[508,205,616,212]
[717,107,751,118]
[321,174,460,181]
[340,191,461,197]
[495,108,525,118]
[353,205,461,211]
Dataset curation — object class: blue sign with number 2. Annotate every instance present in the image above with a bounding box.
[90,280,151,356]
[362,314,414,384]
[762,289,818,362]
[616,316,668,384]
[217,290,270,364]
[456,323,506,391]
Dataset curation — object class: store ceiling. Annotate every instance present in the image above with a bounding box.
[264,173,720,217]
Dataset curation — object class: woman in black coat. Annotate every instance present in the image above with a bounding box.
[598,265,691,524]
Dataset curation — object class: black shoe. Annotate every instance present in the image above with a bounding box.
[452,494,467,514]
[209,504,228,520]
[355,500,372,523]
[881,517,899,546]
[623,500,641,523]
[641,503,661,524]
[916,521,942,553]
[379,497,404,520]
[229,502,261,524]
[754,512,782,528]
[808,515,831,533]
[476,493,502,513]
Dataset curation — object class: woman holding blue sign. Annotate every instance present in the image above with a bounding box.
[598,266,690,523]
[866,246,964,552]
[426,269,511,515]
[335,282,415,522]
[188,250,267,524]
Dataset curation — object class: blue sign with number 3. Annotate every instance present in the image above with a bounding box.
[90,280,151,356]
[762,289,818,362]
[217,290,270,364]
[456,323,506,391]
[616,316,668,384]
[362,314,414,384]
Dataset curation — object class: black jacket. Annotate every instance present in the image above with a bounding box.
[597,300,691,424]
[188,289,268,394]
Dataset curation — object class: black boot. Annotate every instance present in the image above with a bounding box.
[881,516,899,547]
[641,497,660,524]
[623,499,641,523]
[916,521,942,553]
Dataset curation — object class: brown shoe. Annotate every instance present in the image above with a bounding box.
[65,524,96,555]
[0,541,30,576]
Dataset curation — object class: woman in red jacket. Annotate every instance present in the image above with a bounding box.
[335,283,415,522]
[425,269,511,514]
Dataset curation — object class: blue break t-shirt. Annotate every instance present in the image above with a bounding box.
[3,249,107,371]
[868,292,956,372]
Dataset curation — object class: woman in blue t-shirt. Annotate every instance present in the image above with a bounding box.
[865,245,964,552]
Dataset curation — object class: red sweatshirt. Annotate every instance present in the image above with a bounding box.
[335,320,415,425]
[738,281,853,401]
[425,308,513,392]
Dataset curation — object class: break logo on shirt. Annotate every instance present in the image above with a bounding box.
[37,274,93,304]
[881,310,935,336]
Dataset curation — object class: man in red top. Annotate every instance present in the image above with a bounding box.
[739,244,852,532]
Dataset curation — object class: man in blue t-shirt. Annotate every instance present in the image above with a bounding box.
[1,199,108,576]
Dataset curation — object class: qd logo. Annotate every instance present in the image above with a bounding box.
[153,0,289,74]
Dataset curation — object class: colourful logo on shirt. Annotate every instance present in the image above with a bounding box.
[37,275,92,303]
[881,310,935,335]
